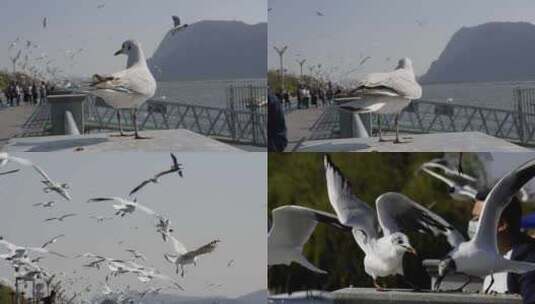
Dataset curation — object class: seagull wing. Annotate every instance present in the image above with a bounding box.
[90,67,151,96]
[42,234,65,248]
[474,159,535,251]
[0,169,19,176]
[269,205,349,273]
[133,202,156,215]
[87,197,123,204]
[376,192,465,247]
[128,180,152,197]
[420,166,456,188]
[269,205,349,249]
[169,236,188,255]
[31,164,52,182]
[60,214,77,220]
[423,162,478,184]
[324,155,379,251]
[7,155,34,167]
[170,153,179,168]
[355,67,421,99]
[186,240,220,259]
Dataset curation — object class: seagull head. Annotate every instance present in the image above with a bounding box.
[435,256,456,290]
[396,58,413,70]
[114,40,141,57]
[389,233,416,255]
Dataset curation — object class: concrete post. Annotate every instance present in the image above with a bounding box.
[48,94,86,135]
[339,110,369,138]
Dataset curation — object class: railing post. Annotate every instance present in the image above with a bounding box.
[515,88,525,144]
[249,85,257,145]
[228,85,237,141]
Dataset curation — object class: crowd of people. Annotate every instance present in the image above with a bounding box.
[275,82,342,110]
[1,81,50,107]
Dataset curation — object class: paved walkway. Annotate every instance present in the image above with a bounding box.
[284,106,328,151]
[0,104,35,149]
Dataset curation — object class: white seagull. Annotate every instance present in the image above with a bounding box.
[89,40,156,139]
[324,155,464,288]
[435,159,535,292]
[41,235,65,249]
[0,237,49,260]
[156,216,174,242]
[170,16,188,35]
[421,160,478,184]
[419,165,478,202]
[125,249,146,262]
[86,197,156,217]
[164,236,220,277]
[89,215,113,223]
[44,214,77,223]
[336,58,422,143]
[32,163,72,201]
[268,205,350,274]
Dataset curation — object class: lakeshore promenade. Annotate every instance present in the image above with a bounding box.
[0,104,35,149]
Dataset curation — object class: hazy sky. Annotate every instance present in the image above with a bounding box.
[268,0,535,81]
[0,0,267,77]
[0,152,266,300]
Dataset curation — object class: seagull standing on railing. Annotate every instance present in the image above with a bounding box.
[337,58,422,143]
[88,40,156,139]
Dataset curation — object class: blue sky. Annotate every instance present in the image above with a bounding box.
[268,0,535,81]
[0,0,266,77]
[0,152,266,299]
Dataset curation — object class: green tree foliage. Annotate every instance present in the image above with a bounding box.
[0,284,14,304]
[268,153,480,293]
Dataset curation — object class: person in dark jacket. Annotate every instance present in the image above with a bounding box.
[268,90,287,152]
[471,189,535,303]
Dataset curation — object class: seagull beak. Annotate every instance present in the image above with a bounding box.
[403,245,417,255]
[114,49,123,56]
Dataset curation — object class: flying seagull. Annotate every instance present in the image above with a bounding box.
[125,249,146,262]
[129,153,183,196]
[44,214,77,223]
[90,215,113,223]
[164,236,220,277]
[32,164,72,201]
[87,197,156,216]
[88,40,156,139]
[324,155,464,288]
[435,159,535,292]
[156,216,174,242]
[41,235,65,249]
[170,16,188,35]
[33,201,55,208]
[336,58,422,143]
[43,17,47,28]
[268,205,349,273]
[419,166,478,202]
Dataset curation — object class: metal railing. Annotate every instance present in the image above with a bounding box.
[84,96,267,146]
[18,94,267,146]
[308,95,535,145]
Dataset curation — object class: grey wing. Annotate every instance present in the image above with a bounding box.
[323,155,379,243]
[269,205,348,249]
[0,169,19,176]
[129,180,152,196]
[32,164,52,182]
[172,16,181,27]
[376,192,465,247]
[186,240,220,258]
[474,159,535,251]
[356,68,421,99]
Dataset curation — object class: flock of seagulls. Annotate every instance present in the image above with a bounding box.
[269,155,535,293]
[0,153,224,303]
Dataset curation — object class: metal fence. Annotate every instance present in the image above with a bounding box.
[308,93,535,145]
[18,85,268,146]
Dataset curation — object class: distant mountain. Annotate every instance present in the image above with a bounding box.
[148,20,267,81]
[420,22,535,84]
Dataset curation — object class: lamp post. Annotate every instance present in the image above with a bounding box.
[273,45,288,92]
[297,59,306,79]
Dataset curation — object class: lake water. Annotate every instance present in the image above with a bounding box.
[422,80,535,111]
[154,78,266,108]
